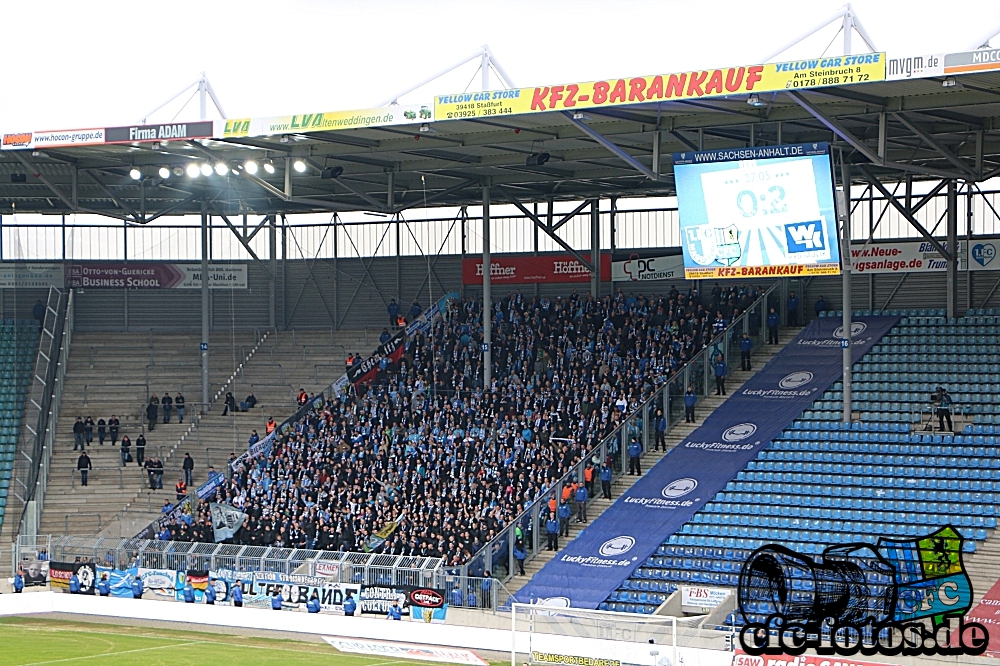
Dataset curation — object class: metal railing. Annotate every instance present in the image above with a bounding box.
[13,287,71,538]
[459,283,780,587]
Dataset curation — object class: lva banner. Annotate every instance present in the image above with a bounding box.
[515,316,900,609]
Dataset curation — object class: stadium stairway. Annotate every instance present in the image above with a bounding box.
[503,326,804,598]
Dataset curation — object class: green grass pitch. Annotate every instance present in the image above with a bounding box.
[0,616,482,666]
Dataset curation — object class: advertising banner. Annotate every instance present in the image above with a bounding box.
[462,253,612,285]
[217,104,432,139]
[66,262,247,289]
[733,652,899,666]
[322,637,487,666]
[674,143,841,279]
[435,54,884,121]
[957,576,1000,657]
[611,254,684,283]
[515,316,899,609]
[850,239,998,274]
[680,585,730,610]
[1,128,105,151]
[104,121,214,144]
[0,263,65,288]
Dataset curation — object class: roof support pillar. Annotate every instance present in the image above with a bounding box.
[947,180,958,320]
[201,200,210,415]
[590,199,600,299]
[482,183,492,390]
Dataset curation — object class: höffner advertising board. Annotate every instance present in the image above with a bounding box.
[514,315,900,609]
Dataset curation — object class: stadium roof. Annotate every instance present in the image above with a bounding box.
[3,49,1000,220]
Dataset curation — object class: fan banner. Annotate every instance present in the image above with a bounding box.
[514,316,900,608]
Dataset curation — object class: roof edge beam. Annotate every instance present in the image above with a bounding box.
[562,111,658,180]
[858,164,952,260]
[212,207,273,280]
[788,91,883,165]
[892,112,979,179]
[498,186,594,271]
[83,169,142,222]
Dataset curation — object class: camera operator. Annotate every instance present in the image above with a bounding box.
[933,386,953,432]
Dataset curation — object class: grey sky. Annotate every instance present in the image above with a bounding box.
[2,0,999,131]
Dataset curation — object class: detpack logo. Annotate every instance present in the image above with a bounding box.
[778,371,814,390]
[784,221,826,253]
[737,525,988,657]
[599,536,636,557]
[662,478,698,498]
[723,423,758,442]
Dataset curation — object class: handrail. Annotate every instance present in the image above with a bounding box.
[462,283,779,584]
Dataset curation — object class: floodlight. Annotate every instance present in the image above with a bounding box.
[321,166,344,179]
[942,77,960,88]
[172,166,184,177]
[200,163,212,177]
[214,162,228,176]
[747,94,766,107]
[187,163,201,178]
[293,160,307,173]
[263,159,275,174]
[129,168,142,181]
[525,152,550,167]
[158,167,170,179]
[244,160,258,175]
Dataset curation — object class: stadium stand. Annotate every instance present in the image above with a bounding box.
[602,308,1000,617]
[0,320,40,533]
[179,286,773,566]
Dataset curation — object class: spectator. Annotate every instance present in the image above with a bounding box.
[343,590,356,616]
[131,575,144,599]
[151,457,164,489]
[271,589,283,611]
[175,479,188,502]
[120,436,131,467]
[557,500,571,538]
[222,392,236,416]
[409,300,422,321]
[135,433,146,466]
[575,483,588,523]
[84,416,95,445]
[205,579,217,605]
[767,308,779,345]
[513,540,527,576]
[145,457,157,490]
[545,512,559,551]
[232,580,244,607]
[73,417,85,451]
[240,392,257,412]
[714,354,728,396]
[307,591,321,613]
[380,328,391,344]
[161,500,172,513]
[739,332,753,371]
[387,299,399,327]
[146,398,158,432]
[628,437,642,476]
[248,430,260,446]
[14,567,23,594]
[600,462,613,500]
[176,393,186,423]
[653,408,666,452]
[97,573,110,597]
[787,291,799,327]
[183,453,195,486]
[265,417,276,435]
[936,386,953,432]
[97,417,107,445]
[77,450,92,486]
[162,392,173,423]
[32,299,45,326]
[684,386,697,423]
[814,296,827,318]
[109,415,120,446]
[387,599,402,620]
[583,461,594,498]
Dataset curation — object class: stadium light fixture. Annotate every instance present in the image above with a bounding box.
[187,163,201,178]
[293,159,307,173]
[572,112,591,120]
[172,167,184,177]
[263,159,275,174]
[321,166,344,179]
[214,162,229,176]
[200,163,213,177]
[158,167,170,179]
[942,77,962,88]
[129,168,142,181]
[525,152,550,167]
[747,94,766,107]
[244,160,258,175]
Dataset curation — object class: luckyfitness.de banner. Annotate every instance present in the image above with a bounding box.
[514,315,900,609]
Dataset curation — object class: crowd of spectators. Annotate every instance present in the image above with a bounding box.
[165,284,765,565]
